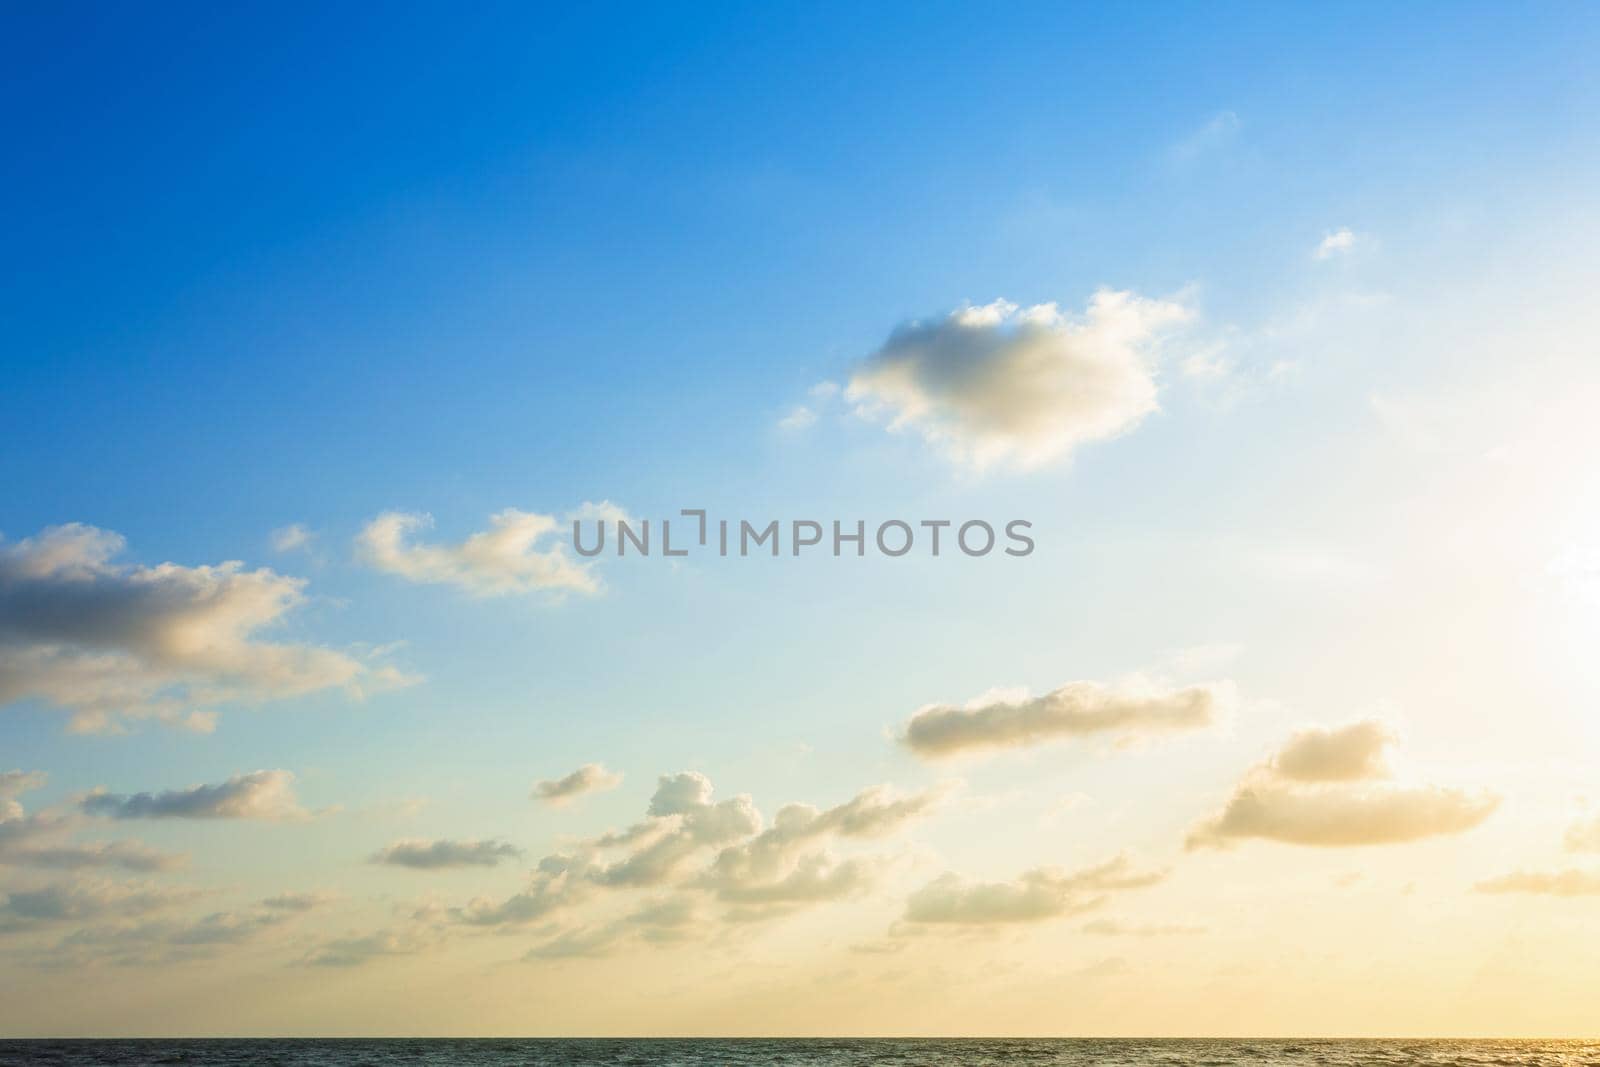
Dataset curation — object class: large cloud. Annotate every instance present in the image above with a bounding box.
[370,838,522,869]
[901,679,1230,759]
[357,508,609,597]
[844,292,1191,471]
[901,855,1164,926]
[81,770,308,821]
[1188,721,1497,849]
[532,763,623,807]
[0,524,412,733]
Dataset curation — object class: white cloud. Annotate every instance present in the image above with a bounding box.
[777,405,817,431]
[1314,228,1359,260]
[1169,110,1242,164]
[269,524,314,553]
[0,524,412,733]
[900,678,1231,759]
[81,770,309,821]
[370,838,522,869]
[532,763,623,807]
[843,292,1192,471]
[357,508,606,597]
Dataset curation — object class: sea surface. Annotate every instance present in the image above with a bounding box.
[1,1040,1598,1067]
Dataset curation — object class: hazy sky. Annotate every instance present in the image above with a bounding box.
[4,1,1600,1037]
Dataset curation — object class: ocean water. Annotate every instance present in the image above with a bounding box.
[1,1040,1597,1067]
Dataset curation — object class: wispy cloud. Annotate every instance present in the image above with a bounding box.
[1475,869,1600,896]
[3,770,186,873]
[269,524,315,553]
[532,763,623,807]
[1314,228,1360,260]
[1168,110,1241,165]
[357,507,617,597]
[81,770,310,822]
[900,678,1231,759]
[370,838,522,869]
[900,855,1164,927]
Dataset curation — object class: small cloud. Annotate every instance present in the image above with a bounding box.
[2,840,185,873]
[260,890,339,912]
[1081,918,1204,937]
[302,928,432,967]
[80,770,309,821]
[1,770,48,802]
[1314,228,1360,260]
[1474,869,1600,896]
[370,838,522,870]
[270,524,315,553]
[1076,955,1129,979]
[900,678,1231,760]
[840,292,1193,472]
[778,405,818,431]
[0,878,207,926]
[357,507,615,598]
[901,855,1164,926]
[1169,110,1241,165]
[1565,813,1600,853]
[1180,345,1233,381]
[533,764,624,807]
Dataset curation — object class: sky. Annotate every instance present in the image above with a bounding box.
[4,0,1600,1038]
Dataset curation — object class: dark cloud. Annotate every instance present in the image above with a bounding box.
[81,770,307,821]
[370,838,522,869]
[0,524,412,733]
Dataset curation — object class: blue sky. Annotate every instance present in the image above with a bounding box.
[4,2,1600,1036]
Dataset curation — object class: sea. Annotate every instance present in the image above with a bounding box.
[0,1040,1597,1067]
